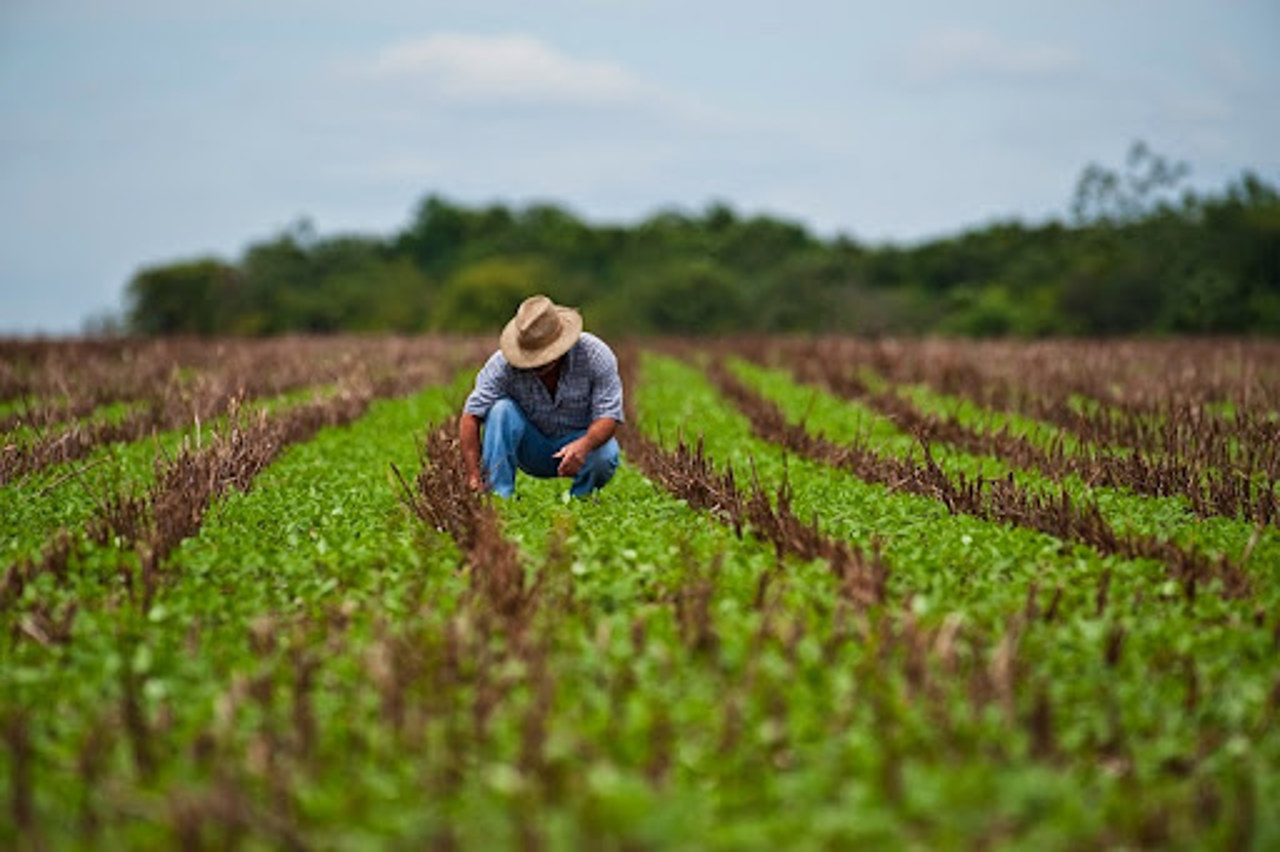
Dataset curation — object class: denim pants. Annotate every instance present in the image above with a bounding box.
[482,398,620,498]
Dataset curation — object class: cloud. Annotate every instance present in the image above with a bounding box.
[903,27,1080,84]
[357,32,654,106]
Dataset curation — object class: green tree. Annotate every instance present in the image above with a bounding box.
[119,155,1280,339]
[398,195,471,279]
[1071,140,1189,225]
[431,257,559,333]
[237,224,315,334]
[753,246,865,332]
[625,259,743,334]
[126,257,239,335]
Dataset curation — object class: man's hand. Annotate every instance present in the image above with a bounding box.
[554,418,619,479]
[552,437,591,477]
[467,470,485,492]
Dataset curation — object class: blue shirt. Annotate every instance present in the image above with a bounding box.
[463,332,625,437]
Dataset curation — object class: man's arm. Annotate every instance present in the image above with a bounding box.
[552,417,618,477]
[459,412,485,491]
[459,351,509,491]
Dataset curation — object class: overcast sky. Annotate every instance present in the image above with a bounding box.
[2,0,1277,334]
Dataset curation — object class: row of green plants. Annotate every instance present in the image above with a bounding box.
[1,339,488,566]
[5,368,886,847]
[635,353,1278,844]
[1,378,473,847]
[1,347,1277,847]
[0,337,485,486]
[871,361,1280,526]
[1,383,337,568]
[745,337,1280,528]
[722,356,1277,581]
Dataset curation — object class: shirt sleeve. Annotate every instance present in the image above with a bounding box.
[588,338,625,423]
[463,351,509,419]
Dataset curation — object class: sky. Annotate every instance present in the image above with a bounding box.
[2,0,1278,334]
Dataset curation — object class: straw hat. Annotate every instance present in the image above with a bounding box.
[500,295,583,369]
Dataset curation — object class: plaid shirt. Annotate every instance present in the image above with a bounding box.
[463,332,625,437]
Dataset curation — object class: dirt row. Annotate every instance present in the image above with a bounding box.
[753,341,1279,527]
[400,420,537,632]
[701,357,1253,601]
[729,338,1280,490]
[762,337,1280,416]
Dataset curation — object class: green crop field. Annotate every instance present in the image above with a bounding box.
[2,336,1278,849]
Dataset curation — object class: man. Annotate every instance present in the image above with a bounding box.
[460,295,623,498]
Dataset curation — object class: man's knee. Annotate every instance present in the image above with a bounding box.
[586,438,620,479]
[600,437,620,467]
[570,438,620,498]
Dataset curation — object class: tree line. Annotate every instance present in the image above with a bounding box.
[124,144,1280,338]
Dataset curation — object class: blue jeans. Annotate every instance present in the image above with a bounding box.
[482,398,620,498]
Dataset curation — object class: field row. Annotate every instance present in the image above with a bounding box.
[8,339,1277,528]
[1,342,1278,848]
[0,337,487,485]
[728,338,1280,523]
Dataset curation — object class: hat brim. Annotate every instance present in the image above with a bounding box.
[499,306,583,369]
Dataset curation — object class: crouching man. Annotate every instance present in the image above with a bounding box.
[460,295,623,499]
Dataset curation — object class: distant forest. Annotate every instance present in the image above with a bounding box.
[125,144,1280,338]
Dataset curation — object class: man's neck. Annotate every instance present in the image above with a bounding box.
[537,359,562,396]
